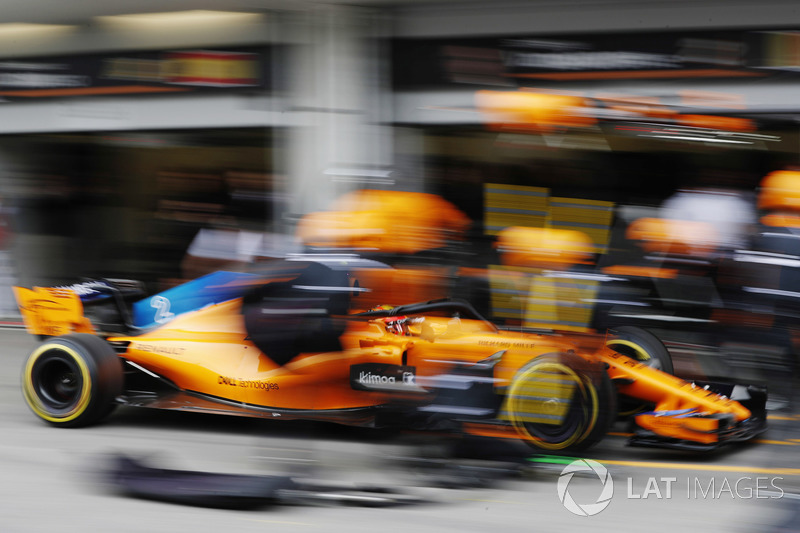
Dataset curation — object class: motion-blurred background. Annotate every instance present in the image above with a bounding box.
[0,0,796,293]
[5,3,800,531]
[3,1,800,386]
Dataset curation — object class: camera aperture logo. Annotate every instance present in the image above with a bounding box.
[558,459,614,517]
[557,459,786,517]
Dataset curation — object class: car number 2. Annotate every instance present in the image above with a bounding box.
[151,295,175,324]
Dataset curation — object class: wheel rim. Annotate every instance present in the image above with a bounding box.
[23,344,92,422]
[606,339,660,370]
[508,362,598,450]
[606,338,658,416]
[34,356,82,409]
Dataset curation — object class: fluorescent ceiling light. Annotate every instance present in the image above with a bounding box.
[648,135,752,144]
[95,10,263,25]
[0,23,75,35]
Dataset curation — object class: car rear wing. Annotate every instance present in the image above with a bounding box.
[13,278,146,336]
[13,286,96,336]
[15,272,262,337]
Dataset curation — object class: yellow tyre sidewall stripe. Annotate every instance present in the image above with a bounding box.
[508,361,599,450]
[606,338,652,416]
[23,343,92,423]
[606,338,651,362]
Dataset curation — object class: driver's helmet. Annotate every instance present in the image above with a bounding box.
[380,316,409,335]
[759,170,800,212]
[367,305,409,335]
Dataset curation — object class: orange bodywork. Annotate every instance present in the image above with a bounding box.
[16,277,757,448]
[598,346,750,444]
[14,286,95,336]
[101,298,752,446]
[110,300,404,411]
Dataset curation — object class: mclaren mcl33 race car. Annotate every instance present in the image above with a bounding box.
[14,256,767,452]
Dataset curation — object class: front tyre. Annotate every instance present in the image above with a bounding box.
[22,334,123,427]
[606,326,673,416]
[606,326,673,374]
[506,352,615,452]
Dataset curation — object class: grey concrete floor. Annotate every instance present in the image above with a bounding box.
[1,328,798,533]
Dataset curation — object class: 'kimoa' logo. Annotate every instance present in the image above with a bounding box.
[359,372,396,384]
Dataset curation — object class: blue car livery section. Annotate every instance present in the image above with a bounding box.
[132,271,260,328]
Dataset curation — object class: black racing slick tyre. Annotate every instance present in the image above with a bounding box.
[22,334,123,428]
[606,326,673,416]
[606,326,673,374]
[506,352,616,452]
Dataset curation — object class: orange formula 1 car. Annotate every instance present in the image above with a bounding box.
[14,256,766,452]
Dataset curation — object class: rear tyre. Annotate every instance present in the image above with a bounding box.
[506,352,615,452]
[22,334,123,427]
[606,326,673,416]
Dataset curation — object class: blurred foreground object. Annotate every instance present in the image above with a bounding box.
[182,221,301,280]
[590,170,798,410]
[492,226,599,332]
[0,195,18,318]
[297,189,477,309]
[759,169,800,216]
[660,174,757,254]
[731,168,800,408]
[106,453,423,509]
[625,217,720,258]
[297,189,470,254]
[496,226,594,270]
